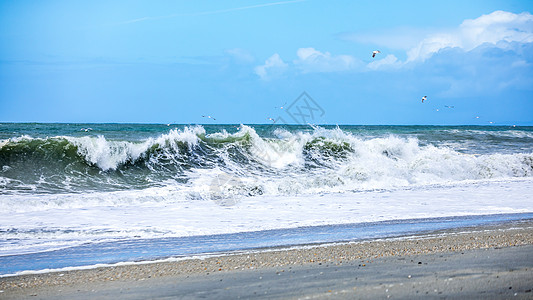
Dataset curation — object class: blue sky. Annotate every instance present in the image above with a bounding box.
[1,0,532,125]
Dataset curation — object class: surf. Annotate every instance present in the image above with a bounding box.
[0,124,532,199]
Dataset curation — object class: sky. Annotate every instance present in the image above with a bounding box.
[1,0,532,125]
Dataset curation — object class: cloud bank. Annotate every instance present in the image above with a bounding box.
[407,10,533,62]
[255,10,533,79]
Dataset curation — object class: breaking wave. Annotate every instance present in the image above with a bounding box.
[1,125,532,197]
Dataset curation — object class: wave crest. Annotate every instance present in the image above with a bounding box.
[1,125,532,195]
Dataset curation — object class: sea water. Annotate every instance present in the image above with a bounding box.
[1,124,532,275]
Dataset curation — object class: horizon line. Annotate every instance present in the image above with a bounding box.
[0,122,530,127]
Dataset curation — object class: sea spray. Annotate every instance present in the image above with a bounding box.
[1,123,532,259]
[1,125,532,196]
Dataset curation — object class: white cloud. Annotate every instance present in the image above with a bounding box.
[254,48,359,78]
[367,54,401,70]
[254,11,533,78]
[460,10,533,47]
[294,48,357,73]
[407,11,533,62]
[254,53,288,80]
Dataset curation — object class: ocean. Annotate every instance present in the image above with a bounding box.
[1,123,532,275]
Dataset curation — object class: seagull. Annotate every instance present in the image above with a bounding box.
[372,50,381,58]
[275,102,287,109]
[202,115,216,121]
[80,128,92,132]
[421,96,427,103]
[267,117,276,123]
[444,105,455,109]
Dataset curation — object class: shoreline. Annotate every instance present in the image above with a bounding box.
[1,220,533,298]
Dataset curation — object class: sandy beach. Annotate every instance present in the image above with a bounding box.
[1,220,532,299]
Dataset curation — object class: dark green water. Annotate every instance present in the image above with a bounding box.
[1,123,532,195]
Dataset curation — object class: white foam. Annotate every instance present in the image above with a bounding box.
[65,126,206,171]
[1,126,533,257]
[0,178,531,256]
[226,127,533,194]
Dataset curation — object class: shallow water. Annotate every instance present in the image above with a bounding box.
[1,212,532,276]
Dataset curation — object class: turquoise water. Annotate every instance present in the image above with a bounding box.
[1,124,532,194]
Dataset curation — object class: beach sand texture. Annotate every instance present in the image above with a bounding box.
[1,220,532,299]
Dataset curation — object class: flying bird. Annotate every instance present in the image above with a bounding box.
[202,115,216,121]
[421,96,427,103]
[275,102,287,109]
[267,117,276,123]
[372,50,381,58]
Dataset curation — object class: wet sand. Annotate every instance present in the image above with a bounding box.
[1,220,532,299]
